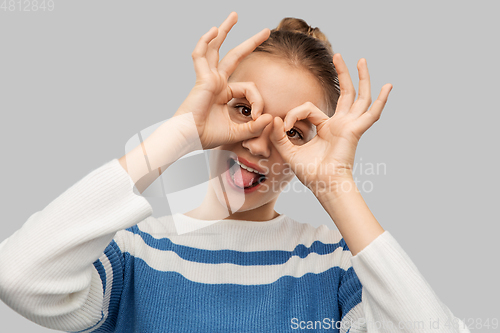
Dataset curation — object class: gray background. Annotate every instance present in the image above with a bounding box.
[1,0,498,332]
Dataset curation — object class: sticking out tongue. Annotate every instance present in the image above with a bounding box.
[233,167,260,188]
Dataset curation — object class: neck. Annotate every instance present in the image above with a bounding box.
[183,181,280,222]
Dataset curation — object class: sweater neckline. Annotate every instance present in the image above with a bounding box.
[171,212,287,227]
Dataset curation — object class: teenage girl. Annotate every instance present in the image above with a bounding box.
[0,11,470,332]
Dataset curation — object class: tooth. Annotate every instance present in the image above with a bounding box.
[236,159,263,175]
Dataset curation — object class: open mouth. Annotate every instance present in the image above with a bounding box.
[227,158,267,189]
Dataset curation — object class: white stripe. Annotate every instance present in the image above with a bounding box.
[341,302,366,333]
[78,253,114,333]
[136,215,346,252]
[115,233,353,285]
[100,254,114,321]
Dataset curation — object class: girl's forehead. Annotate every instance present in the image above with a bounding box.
[230,53,326,117]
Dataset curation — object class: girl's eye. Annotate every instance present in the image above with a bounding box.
[234,105,252,118]
[286,128,304,140]
[233,104,304,141]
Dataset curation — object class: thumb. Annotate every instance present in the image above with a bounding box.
[230,113,273,143]
[269,116,297,162]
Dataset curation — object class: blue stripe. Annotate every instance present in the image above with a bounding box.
[114,254,358,332]
[85,240,125,333]
[70,259,107,333]
[92,259,106,294]
[127,226,350,266]
[71,312,105,333]
[339,266,363,321]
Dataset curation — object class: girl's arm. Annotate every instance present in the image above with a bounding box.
[0,13,273,331]
[0,158,153,332]
[316,178,383,256]
[118,112,202,194]
[321,180,470,332]
[0,117,196,332]
[269,54,470,332]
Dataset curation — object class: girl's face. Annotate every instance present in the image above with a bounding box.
[209,52,327,214]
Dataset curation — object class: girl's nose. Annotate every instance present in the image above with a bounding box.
[241,122,273,158]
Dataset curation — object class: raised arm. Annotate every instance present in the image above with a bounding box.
[0,11,273,332]
[269,54,469,332]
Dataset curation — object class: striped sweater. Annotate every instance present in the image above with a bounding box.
[0,159,469,332]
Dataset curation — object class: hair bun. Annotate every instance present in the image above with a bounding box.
[275,17,332,52]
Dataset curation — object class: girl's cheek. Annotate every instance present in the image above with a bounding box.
[279,166,293,178]
[258,160,270,175]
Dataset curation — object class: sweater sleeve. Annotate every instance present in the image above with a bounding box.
[338,231,470,333]
[0,158,153,332]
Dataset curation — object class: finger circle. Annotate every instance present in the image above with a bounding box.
[283,101,329,132]
[269,116,297,162]
[229,114,273,143]
[227,82,265,119]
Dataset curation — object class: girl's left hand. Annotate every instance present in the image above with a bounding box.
[270,53,393,198]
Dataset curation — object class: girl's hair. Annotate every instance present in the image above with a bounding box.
[252,17,340,117]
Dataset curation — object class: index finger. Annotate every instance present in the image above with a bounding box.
[227,82,265,119]
[218,28,271,79]
[283,102,329,130]
[206,12,238,70]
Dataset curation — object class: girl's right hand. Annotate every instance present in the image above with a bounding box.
[173,12,273,150]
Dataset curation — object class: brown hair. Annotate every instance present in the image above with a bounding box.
[252,17,340,117]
